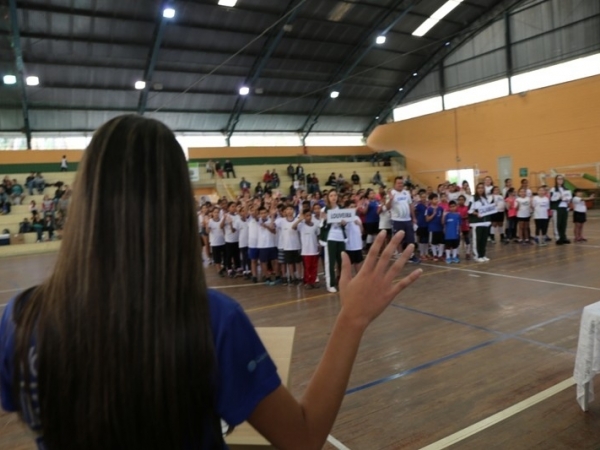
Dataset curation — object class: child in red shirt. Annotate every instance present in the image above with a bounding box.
[457,195,471,259]
[504,188,518,241]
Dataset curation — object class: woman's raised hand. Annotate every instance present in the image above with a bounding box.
[338,231,422,330]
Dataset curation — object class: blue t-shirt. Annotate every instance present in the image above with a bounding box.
[365,200,380,223]
[427,206,444,232]
[0,289,281,449]
[444,212,461,240]
[414,203,428,228]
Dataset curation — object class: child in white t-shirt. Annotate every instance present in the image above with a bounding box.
[294,209,321,288]
[207,208,226,275]
[515,188,532,244]
[275,205,302,285]
[572,189,595,242]
[532,187,550,246]
[344,200,364,273]
[237,208,251,278]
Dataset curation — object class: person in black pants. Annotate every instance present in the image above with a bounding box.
[224,160,236,178]
[549,175,572,245]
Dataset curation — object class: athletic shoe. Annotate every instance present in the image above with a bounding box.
[533,237,539,243]
[540,241,548,246]
[281,278,289,286]
[269,278,282,286]
[489,239,496,244]
[327,287,338,293]
[409,255,421,264]
[482,257,490,261]
[452,258,460,264]
[545,236,552,242]
[305,284,314,289]
[564,239,571,244]
[475,257,486,262]
[446,258,452,264]
[556,240,564,245]
[432,257,439,262]
[465,254,472,260]
[252,276,258,283]
[581,238,588,242]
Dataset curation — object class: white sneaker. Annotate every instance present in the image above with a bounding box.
[482,257,490,261]
[475,257,486,262]
[327,287,338,293]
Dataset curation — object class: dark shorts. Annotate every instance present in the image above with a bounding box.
[364,222,379,235]
[445,239,460,249]
[491,212,504,223]
[278,248,286,264]
[284,250,302,264]
[347,250,364,265]
[574,211,587,223]
[379,228,392,239]
[392,220,415,244]
[211,245,225,265]
[248,247,259,260]
[259,247,278,263]
[518,217,530,222]
[416,226,429,244]
[431,231,444,245]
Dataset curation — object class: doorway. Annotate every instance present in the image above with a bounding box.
[498,156,513,186]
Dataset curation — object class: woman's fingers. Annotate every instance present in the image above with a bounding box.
[362,230,386,272]
[375,231,404,273]
[390,269,423,298]
[383,243,414,285]
[339,252,352,292]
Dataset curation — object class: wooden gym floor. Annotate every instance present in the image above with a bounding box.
[2,212,600,449]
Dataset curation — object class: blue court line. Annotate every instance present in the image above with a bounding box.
[345,307,580,395]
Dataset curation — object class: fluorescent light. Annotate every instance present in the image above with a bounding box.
[412,18,439,37]
[431,0,463,20]
[330,91,340,99]
[218,0,237,6]
[3,75,17,85]
[239,86,250,96]
[398,87,404,91]
[135,81,146,90]
[376,35,386,45]
[25,76,39,86]
[413,72,418,77]
[163,8,175,18]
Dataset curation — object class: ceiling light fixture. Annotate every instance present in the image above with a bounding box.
[399,87,404,91]
[376,35,386,45]
[163,8,176,18]
[3,75,17,85]
[25,76,39,86]
[135,81,146,90]
[412,0,463,37]
[413,72,418,77]
[330,91,340,99]
[218,0,237,7]
[239,86,250,96]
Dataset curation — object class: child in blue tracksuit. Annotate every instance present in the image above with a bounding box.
[443,200,461,264]
[414,190,429,259]
[426,193,444,261]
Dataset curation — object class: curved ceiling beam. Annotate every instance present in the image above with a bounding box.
[363,0,529,138]
[298,0,424,144]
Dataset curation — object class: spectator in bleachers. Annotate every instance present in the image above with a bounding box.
[337,173,345,186]
[271,169,280,188]
[54,183,66,204]
[371,153,380,166]
[0,187,10,215]
[42,195,54,217]
[287,163,295,180]
[310,173,320,194]
[57,189,71,218]
[54,211,65,238]
[60,155,69,172]
[10,179,25,205]
[29,200,38,215]
[351,171,361,187]
[44,215,55,241]
[33,172,46,194]
[215,161,224,178]
[262,170,273,189]
[206,160,215,178]
[224,160,236,178]
[326,172,336,187]
[239,177,251,195]
[25,172,35,195]
[296,163,305,181]
[32,213,44,242]
[255,182,264,196]
[372,171,385,188]
[19,218,32,234]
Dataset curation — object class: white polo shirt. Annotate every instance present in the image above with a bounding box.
[390,189,412,222]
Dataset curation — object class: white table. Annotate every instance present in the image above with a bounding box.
[574,302,600,411]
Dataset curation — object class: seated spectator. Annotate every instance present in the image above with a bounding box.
[206,159,215,178]
[337,173,345,186]
[44,215,55,241]
[42,195,54,216]
[262,170,272,188]
[255,182,264,196]
[239,177,251,194]
[25,172,35,195]
[10,179,25,205]
[325,172,336,187]
[271,170,280,188]
[33,172,46,194]
[214,161,224,178]
[57,189,70,218]
[32,213,45,242]
[372,171,385,188]
[19,218,32,234]
[351,171,361,187]
[54,211,65,238]
[296,164,305,181]
[29,200,38,215]
[0,187,10,215]
[287,163,295,179]
[224,160,236,178]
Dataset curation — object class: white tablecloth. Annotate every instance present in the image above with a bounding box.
[574,301,600,410]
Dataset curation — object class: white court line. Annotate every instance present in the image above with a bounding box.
[419,378,575,450]
[327,434,352,450]
[420,263,600,292]
[0,288,21,294]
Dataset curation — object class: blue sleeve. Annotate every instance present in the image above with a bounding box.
[210,291,281,427]
[0,298,17,412]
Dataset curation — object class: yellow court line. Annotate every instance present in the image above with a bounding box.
[419,378,576,450]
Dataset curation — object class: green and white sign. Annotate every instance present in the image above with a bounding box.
[188,163,200,182]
